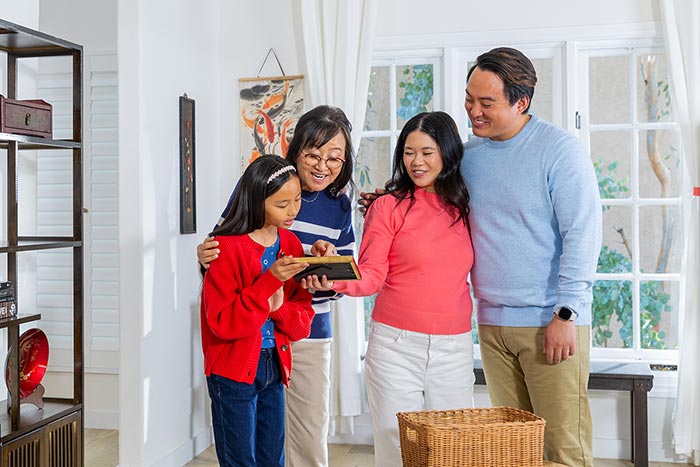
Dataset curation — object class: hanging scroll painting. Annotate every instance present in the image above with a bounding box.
[179,94,196,234]
[239,75,304,171]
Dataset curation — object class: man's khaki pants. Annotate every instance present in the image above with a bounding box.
[478,324,593,467]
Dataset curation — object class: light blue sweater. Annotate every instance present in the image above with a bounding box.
[461,115,602,327]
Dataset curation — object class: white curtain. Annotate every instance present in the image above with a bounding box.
[299,0,378,434]
[661,1,700,464]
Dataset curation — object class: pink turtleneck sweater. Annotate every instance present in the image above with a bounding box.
[334,189,473,334]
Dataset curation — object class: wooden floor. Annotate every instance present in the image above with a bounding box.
[85,429,681,466]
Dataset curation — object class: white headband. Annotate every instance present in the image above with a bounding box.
[267,165,296,184]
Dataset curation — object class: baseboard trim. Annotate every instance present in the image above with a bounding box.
[85,409,119,430]
[150,427,213,467]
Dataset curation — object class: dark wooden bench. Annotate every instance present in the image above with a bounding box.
[474,359,654,467]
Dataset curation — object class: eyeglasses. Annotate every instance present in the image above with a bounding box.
[302,154,345,170]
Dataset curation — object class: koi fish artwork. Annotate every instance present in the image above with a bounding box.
[239,75,304,170]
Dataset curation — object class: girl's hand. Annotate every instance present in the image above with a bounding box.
[269,255,309,282]
[268,287,283,312]
[310,240,338,257]
[197,236,220,269]
[300,274,335,292]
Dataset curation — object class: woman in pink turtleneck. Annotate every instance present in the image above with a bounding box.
[305,111,475,467]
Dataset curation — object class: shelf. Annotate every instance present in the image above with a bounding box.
[0,239,81,253]
[0,133,80,150]
[0,400,81,444]
[0,18,84,462]
[0,19,82,56]
[0,314,41,330]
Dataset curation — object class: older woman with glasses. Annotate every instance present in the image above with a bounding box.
[197,105,355,467]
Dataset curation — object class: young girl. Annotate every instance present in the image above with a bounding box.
[306,111,475,467]
[200,156,314,467]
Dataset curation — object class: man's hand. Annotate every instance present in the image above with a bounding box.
[543,316,576,365]
[358,188,386,216]
[197,236,219,269]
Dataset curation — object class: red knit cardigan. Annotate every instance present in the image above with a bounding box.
[200,229,314,386]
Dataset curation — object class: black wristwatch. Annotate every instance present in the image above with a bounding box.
[554,306,576,322]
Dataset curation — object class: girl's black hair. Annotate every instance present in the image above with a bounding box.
[385,111,470,226]
[212,155,298,236]
[285,105,355,198]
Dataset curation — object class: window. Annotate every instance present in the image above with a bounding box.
[579,44,681,362]
[355,56,441,336]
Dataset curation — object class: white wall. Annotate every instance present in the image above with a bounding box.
[0,0,39,28]
[118,0,221,464]
[118,0,302,465]
[376,0,658,37]
[39,0,116,53]
[214,1,304,213]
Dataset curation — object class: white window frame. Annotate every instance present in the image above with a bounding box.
[576,39,682,364]
[361,51,443,172]
[357,52,443,341]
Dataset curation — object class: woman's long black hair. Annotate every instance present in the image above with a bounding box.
[285,105,354,199]
[212,155,298,236]
[385,111,470,226]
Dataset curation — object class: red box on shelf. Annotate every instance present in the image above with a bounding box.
[0,95,53,138]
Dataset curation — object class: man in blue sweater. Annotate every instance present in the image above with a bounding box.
[463,48,601,467]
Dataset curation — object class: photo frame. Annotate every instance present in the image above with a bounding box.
[239,75,304,171]
[292,256,362,282]
[179,94,196,234]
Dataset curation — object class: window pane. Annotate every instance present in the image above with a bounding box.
[364,295,375,339]
[592,131,631,199]
[396,64,434,128]
[640,280,678,350]
[589,56,630,124]
[355,136,391,194]
[354,136,392,239]
[365,67,390,131]
[598,206,632,273]
[465,61,475,131]
[530,58,552,123]
[592,280,632,348]
[637,54,673,123]
[639,205,681,273]
[638,130,681,198]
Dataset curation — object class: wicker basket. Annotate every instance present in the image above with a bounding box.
[397,406,546,467]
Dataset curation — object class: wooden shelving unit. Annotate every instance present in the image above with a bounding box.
[0,18,83,466]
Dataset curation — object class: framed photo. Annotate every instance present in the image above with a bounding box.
[292,256,362,282]
[239,75,304,171]
[179,94,196,234]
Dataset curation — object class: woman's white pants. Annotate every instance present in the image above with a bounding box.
[365,321,475,467]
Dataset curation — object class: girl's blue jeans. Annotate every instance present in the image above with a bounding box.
[206,348,285,467]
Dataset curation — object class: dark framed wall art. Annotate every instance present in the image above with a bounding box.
[179,94,196,234]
